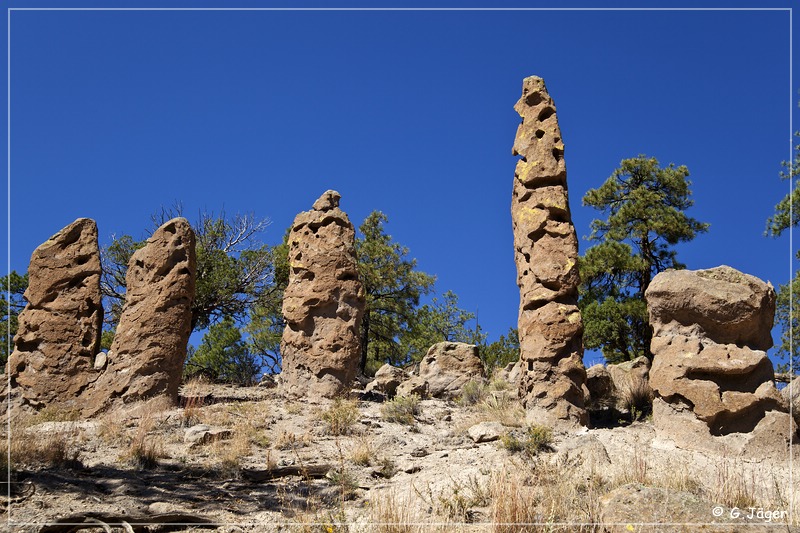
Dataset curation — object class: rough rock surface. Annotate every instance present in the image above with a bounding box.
[585,365,616,409]
[511,76,586,426]
[280,191,365,398]
[646,265,775,350]
[7,218,104,411]
[85,218,196,416]
[647,266,791,443]
[467,421,504,443]
[599,483,743,533]
[365,364,407,398]
[494,360,522,386]
[396,376,429,399]
[418,342,485,399]
[784,376,799,425]
[607,356,651,391]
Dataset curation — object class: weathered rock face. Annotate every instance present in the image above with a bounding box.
[280,191,365,398]
[646,266,775,350]
[365,364,407,398]
[7,218,103,411]
[585,365,616,409]
[647,266,789,439]
[84,218,196,416]
[418,342,485,399]
[511,76,586,425]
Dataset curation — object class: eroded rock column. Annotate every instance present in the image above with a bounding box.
[84,218,196,415]
[646,266,794,455]
[511,76,587,425]
[280,190,365,398]
[7,218,103,411]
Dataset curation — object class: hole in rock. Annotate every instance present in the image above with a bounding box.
[538,107,555,121]
[525,92,543,106]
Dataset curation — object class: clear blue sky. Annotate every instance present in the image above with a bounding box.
[3,2,797,367]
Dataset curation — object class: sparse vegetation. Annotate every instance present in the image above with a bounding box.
[321,398,360,436]
[123,415,164,470]
[616,376,653,421]
[457,379,487,406]
[381,394,421,425]
[500,425,553,458]
[349,436,375,466]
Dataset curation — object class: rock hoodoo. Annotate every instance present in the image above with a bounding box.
[84,218,196,416]
[511,76,587,425]
[647,266,793,448]
[280,190,365,398]
[7,218,103,411]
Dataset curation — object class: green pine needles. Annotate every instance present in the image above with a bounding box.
[578,155,709,363]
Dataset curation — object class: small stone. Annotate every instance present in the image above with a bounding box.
[467,421,504,443]
[410,447,429,457]
[93,351,108,371]
[184,424,232,446]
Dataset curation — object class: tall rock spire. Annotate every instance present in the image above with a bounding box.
[280,190,366,398]
[511,76,587,426]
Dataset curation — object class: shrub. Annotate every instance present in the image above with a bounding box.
[381,394,421,425]
[617,375,654,421]
[321,398,360,436]
[457,379,487,406]
[501,425,553,458]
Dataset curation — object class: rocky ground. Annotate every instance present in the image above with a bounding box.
[2,380,798,532]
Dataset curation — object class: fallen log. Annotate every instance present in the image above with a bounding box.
[242,463,331,482]
[38,512,215,533]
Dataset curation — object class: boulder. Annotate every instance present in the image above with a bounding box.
[279,191,366,398]
[467,421,504,443]
[511,76,586,426]
[494,360,522,387]
[418,342,485,399]
[607,356,651,392]
[7,218,103,412]
[365,364,407,398]
[84,218,196,416]
[599,484,742,532]
[647,266,791,452]
[395,376,428,399]
[184,424,233,447]
[585,365,616,409]
[646,266,775,350]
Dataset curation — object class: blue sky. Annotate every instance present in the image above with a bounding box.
[3,2,797,367]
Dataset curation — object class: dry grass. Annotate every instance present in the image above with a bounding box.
[97,411,127,446]
[370,489,426,532]
[320,398,360,436]
[435,474,491,522]
[275,429,313,451]
[123,413,165,470]
[500,425,553,458]
[490,459,603,532]
[349,436,375,467]
[381,394,421,425]
[2,428,81,472]
[210,431,252,477]
[31,405,81,423]
[616,375,653,421]
[610,445,651,487]
[459,391,526,431]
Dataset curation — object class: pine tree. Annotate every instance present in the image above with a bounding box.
[579,155,709,363]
